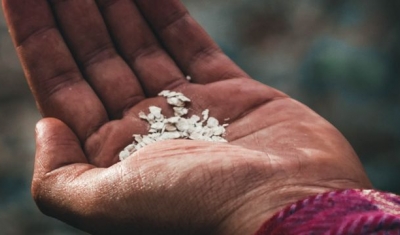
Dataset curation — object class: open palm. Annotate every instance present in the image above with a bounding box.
[4,0,371,234]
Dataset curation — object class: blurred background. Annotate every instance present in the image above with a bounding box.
[1,0,399,234]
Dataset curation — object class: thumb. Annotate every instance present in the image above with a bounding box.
[32,118,97,228]
[33,118,88,175]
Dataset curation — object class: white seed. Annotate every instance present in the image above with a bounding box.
[178,95,191,103]
[139,112,147,120]
[189,132,203,140]
[158,90,171,97]
[125,144,136,152]
[151,122,165,130]
[119,90,229,160]
[160,131,181,140]
[142,136,156,145]
[147,113,155,120]
[207,117,219,127]
[133,135,143,143]
[165,123,177,132]
[212,126,225,136]
[189,115,201,123]
[167,116,180,123]
[174,107,188,116]
[202,109,209,121]
[119,150,130,161]
[166,91,179,97]
[149,106,162,115]
[176,119,190,131]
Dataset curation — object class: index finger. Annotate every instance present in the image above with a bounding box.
[3,0,108,141]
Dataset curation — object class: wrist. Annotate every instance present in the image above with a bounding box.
[214,185,333,235]
[214,173,371,235]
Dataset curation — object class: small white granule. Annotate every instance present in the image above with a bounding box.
[119,90,229,161]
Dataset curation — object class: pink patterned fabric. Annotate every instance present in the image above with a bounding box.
[255,189,400,235]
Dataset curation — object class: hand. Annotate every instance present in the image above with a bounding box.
[4,0,372,234]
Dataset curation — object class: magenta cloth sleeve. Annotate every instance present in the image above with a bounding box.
[254,189,400,235]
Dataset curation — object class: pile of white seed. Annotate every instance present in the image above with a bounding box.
[119,90,229,161]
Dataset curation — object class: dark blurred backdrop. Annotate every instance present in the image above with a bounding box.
[1,0,399,234]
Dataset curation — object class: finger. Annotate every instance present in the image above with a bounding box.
[33,118,90,175]
[96,0,188,97]
[3,0,108,141]
[134,0,250,84]
[49,0,145,118]
[32,118,138,233]
[32,118,97,231]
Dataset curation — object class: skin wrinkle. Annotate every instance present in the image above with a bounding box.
[15,25,56,48]
[96,0,124,9]
[53,16,109,61]
[120,94,146,115]
[185,44,222,74]
[194,79,274,122]
[84,117,143,165]
[80,43,117,70]
[213,194,251,235]
[159,77,189,93]
[230,119,291,143]
[154,9,189,34]
[227,100,290,139]
[203,62,250,82]
[125,41,160,63]
[131,142,275,230]
[37,71,83,103]
[83,170,120,215]
[35,166,88,217]
[61,182,100,231]
[230,117,337,157]
[292,157,370,188]
[113,168,147,223]
[142,170,187,228]
[196,152,276,235]
[132,58,187,96]
[215,168,289,235]
[86,123,116,165]
[196,162,234,210]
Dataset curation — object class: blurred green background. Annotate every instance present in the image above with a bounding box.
[1,0,399,234]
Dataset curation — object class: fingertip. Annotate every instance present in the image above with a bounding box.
[34,118,88,174]
[35,117,70,138]
[35,118,57,142]
[35,118,77,151]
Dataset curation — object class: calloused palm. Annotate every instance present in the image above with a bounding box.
[4,0,371,234]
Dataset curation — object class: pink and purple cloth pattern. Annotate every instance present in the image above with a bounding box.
[255,189,400,235]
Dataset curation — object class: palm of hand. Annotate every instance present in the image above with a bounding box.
[32,78,371,235]
[4,0,371,234]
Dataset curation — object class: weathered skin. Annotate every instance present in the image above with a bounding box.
[3,0,372,234]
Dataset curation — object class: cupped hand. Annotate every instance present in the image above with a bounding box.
[3,0,372,234]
